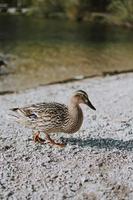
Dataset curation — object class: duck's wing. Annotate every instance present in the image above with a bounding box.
[11,102,68,122]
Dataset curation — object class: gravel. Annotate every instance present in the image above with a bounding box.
[0,73,133,200]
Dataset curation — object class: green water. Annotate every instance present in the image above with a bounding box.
[0,15,133,91]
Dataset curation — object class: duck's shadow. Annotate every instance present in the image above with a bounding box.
[61,136,133,151]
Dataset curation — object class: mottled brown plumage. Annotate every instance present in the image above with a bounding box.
[11,90,96,147]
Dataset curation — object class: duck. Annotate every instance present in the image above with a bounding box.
[11,90,96,147]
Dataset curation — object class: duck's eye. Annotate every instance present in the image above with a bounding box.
[82,95,87,100]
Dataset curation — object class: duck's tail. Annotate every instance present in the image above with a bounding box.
[11,108,25,116]
[11,107,19,112]
[9,108,28,123]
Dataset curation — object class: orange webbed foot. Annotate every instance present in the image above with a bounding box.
[33,132,46,144]
[46,133,66,148]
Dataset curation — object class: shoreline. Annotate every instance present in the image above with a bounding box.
[0,70,133,95]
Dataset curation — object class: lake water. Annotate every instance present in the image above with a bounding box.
[0,15,133,92]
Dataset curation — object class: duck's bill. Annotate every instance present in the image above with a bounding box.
[87,99,96,110]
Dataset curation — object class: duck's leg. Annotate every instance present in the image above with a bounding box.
[45,133,66,147]
[33,132,46,144]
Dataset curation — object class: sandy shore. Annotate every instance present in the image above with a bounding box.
[0,73,133,200]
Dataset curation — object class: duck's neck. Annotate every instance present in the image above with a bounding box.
[67,100,83,133]
[68,100,82,115]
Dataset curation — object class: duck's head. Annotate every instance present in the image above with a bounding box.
[71,90,96,110]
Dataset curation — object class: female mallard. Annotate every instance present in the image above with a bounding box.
[11,90,96,147]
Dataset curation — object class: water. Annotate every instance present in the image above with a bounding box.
[0,15,133,92]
